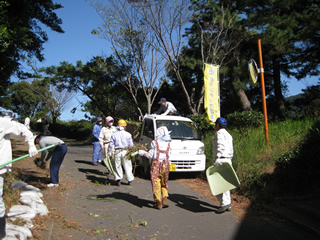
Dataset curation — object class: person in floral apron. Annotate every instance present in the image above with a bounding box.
[138,126,172,209]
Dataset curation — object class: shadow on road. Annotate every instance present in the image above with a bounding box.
[89,192,155,209]
[78,168,106,176]
[74,160,94,166]
[169,193,218,213]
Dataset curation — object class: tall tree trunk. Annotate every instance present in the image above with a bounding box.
[233,54,252,111]
[233,77,252,111]
[273,55,286,119]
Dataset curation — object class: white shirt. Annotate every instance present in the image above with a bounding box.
[212,128,233,159]
[140,139,171,162]
[154,101,177,115]
[108,127,133,154]
[0,118,34,174]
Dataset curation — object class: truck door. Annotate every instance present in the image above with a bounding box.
[139,118,154,147]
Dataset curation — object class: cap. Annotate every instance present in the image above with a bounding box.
[215,117,227,126]
[158,98,167,104]
[97,117,102,122]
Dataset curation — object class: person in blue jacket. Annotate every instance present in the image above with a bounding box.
[92,117,102,166]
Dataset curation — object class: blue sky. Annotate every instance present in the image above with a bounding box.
[17,0,319,121]
[32,0,110,121]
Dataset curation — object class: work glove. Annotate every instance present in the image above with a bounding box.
[138,150,147,156]
[28,145,38,157]
[214,158,222,166]
[130,151,139,157]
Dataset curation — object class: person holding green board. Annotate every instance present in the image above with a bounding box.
[212,117,234,214]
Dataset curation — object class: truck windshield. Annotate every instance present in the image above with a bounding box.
[0,110,13,118]
[156,120,201,140]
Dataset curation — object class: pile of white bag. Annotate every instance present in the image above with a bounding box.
[4,181,49,240]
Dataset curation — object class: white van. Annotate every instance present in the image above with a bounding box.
[138,114,206,173]
[0,108,14,118]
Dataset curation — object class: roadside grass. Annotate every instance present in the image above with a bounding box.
[203,117,319,202]
[3,171,22,211]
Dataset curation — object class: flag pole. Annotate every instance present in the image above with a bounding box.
[258,39,269,145]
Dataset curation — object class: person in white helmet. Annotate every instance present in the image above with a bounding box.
[212,117,234,214]
[0,118,38,238]
[108,119,134,186]
[138,126,172,210]
[99,116,117,159]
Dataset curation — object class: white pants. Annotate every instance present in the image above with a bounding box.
[114,150,134,182]
[215,158,232,207]
[216,190,231,207]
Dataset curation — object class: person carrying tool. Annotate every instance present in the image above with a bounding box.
[92,117,102,166]
[108,119,134,186]
[99,116,117,159]
[34,135,67,187]
[154,98,178,115]
[138,126,172,210]
[0,118,38,238]
[212,117,234,214]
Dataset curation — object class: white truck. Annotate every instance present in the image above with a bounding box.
[138,114,206,174]
[0,108,14,118]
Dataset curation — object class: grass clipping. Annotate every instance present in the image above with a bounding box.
[124,143,149,162]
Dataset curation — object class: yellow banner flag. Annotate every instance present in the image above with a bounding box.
[204,64,220,124]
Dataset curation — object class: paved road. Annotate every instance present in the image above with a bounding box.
[39,142,318,240]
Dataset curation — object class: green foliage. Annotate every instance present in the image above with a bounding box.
[226,111,264,130]
[190,113,215,137]
[49,120,93,140]
[8,80,50,118]
[292,85,320,118]
[272,120,320,195]
[0,0,63,98]
[203,117,318,202]
[41,57,144,120]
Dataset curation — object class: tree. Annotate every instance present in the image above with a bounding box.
[133,0,197,114]
[7,80,49,118]
[168,0,253,115]
[91,0,168,117]
[41,57,141,119]
[0,0,64,102]
[247,0,320,119]
[38,85,76,124]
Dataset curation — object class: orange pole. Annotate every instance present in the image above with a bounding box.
[258,39,269,145]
